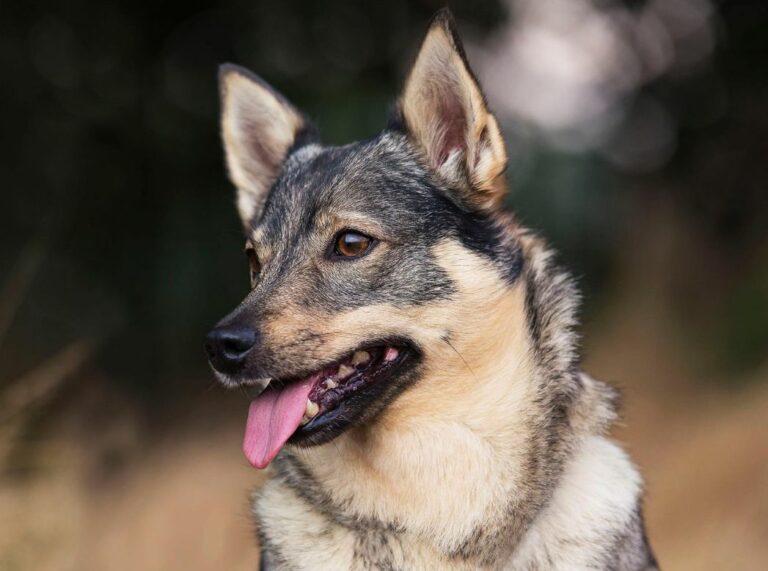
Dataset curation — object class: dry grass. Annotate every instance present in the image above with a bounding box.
[587,298,768,571]
[0,388,263,571]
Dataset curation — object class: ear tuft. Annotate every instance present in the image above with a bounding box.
[399,10,508,210]
[219,64,306,226]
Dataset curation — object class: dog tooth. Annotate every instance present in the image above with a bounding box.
[305,399,319,418]
[384,347,399,362]
[325,379,338,389]
[256,377,272,390]
[351,351,370,365]
[337,364,354,379]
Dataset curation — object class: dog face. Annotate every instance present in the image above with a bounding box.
[206,12,517,468]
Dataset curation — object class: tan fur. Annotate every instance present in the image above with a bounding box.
[258,240,532,568]
[297,241,537,547]
[220,69,304,224]
[254,239,630,569]
[400,19,508,210]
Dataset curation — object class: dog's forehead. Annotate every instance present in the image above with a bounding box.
[252,133,435,244]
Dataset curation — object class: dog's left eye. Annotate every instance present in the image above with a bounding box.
[245,245,261,285]
[334,231,374,258]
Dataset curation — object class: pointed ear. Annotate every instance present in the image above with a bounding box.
[219,64,307,225]
[399,10,508,210]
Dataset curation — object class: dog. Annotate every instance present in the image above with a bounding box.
[205,9,658,570]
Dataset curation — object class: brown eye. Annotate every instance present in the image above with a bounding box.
[245,245,261,285]
[334,231,373,258]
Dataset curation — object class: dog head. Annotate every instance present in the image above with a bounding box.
[206,10,522,468]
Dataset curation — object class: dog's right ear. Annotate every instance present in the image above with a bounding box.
[219,64,306,226]
[396,10,508,211]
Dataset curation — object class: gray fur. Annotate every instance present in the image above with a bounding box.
[212,10,658,571]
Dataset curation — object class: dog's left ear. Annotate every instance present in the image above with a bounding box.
[398,10,508,210]
[219,64,307,226]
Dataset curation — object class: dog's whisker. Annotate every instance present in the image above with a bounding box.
[443,338,477,381]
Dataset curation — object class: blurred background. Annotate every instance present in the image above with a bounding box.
[1,0,766,569]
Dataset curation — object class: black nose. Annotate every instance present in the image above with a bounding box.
[205,324,259,375]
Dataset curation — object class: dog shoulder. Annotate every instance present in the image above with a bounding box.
[508,435,656,570]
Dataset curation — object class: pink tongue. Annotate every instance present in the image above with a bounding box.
[243,373,321,469]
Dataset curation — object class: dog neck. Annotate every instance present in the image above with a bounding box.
[257,236,646,568]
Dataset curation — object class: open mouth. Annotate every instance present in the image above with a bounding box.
[242,342,414,469]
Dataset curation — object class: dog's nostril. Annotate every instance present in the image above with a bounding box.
[221,334,253,356]
[205,325,259,374]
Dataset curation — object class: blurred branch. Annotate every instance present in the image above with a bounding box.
[0,241,46,350]
[0,341,93,424]
[0,340,93,464]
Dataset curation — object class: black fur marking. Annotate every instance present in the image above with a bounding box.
[524,271,543,349]
[455,211,524,284]
[258,547,272,571]
[642,525,660,570]
[353,531,400,571]
[257,527,286,570]
[272,452,405,535]
[286,122,321,157]
[386,103,406,134]
[604,507,661,570]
